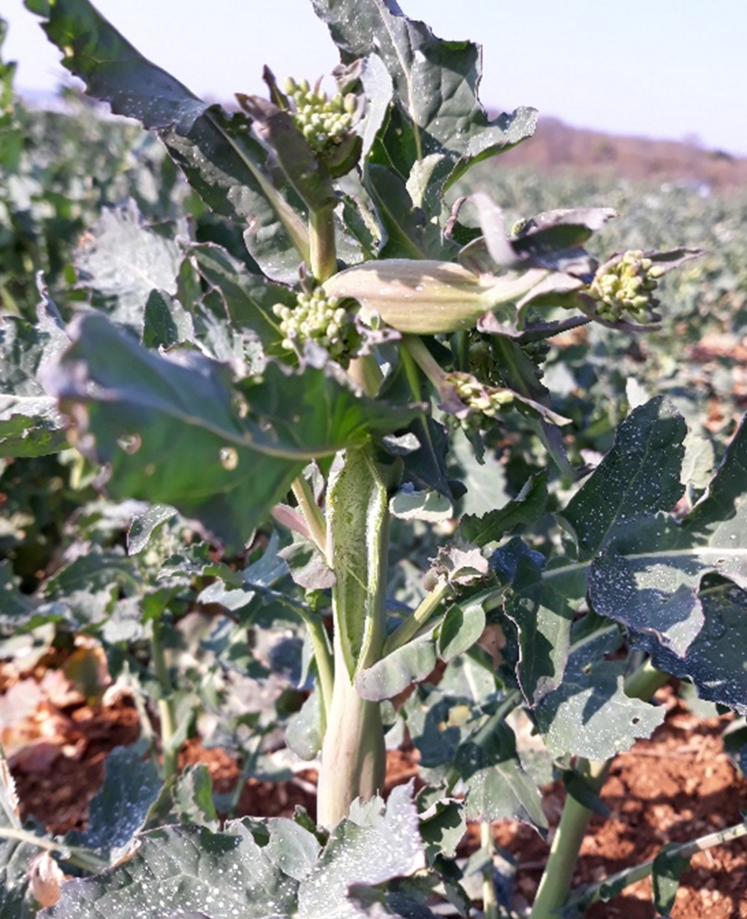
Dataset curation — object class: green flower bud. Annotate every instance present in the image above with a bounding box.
[589,249,662,322]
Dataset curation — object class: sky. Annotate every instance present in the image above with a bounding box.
[3,0,746,157]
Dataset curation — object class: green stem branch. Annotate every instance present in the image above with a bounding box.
[151,616,178,783]
[383,575,451,655]
[529,660,670,919]
[0,827,108,874]
[569,820,747,911]
[291,474,327,559]
[309,205,337,282]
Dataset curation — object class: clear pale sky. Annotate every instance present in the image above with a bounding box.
[3,0,746,157]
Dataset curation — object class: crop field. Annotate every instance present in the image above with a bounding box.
[1,3,747,919]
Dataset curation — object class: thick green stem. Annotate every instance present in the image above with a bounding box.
[309,205,337,282]
[529,660,670,919]
[317,446,389,827]
[151,616,178,782]
[530,759,609,919]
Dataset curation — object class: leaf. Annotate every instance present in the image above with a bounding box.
[142,288,194,349]
[454,721,547,832]
[364,165,428,259]
[437,597,486,662]
[356,630,437,702]
[43,313,419,550]
[311,0,536,183]
[74,201,181,327]
[652,843,691,916]
[535,622,664,760]
[42,788,425,919]
[497,538,576,707]
[126,504,177,555]
[26,0,309,281]
[278,538,336,590]
[236,95,338,213]
[389,486,453,523]
[0,297,69,457]
[0,394,66,457]
[560,397,687,559]
[190,243,294,353]
[459,471,547,547]
[589,415,747,687]
[144,764,218,832]
[285,689,323,760]
[65,746,162,862]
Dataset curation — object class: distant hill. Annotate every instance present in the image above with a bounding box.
[492,116,747,190]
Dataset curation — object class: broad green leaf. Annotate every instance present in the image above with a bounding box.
[311,0,536,183]
[278,537,336,590]
[437,597,486,662]
[621,577,747,716]
[42,787,425,919]
[142,288,194,349]
[26,0,309,281]
[560,397,687,559]
[143,764,218,832]
[417,796,466,862]
[364,164,429,259]
[285,689,323,760]
[458,471,547,547]
[0,298,68,457]
[356,629,437,701]
[497,538,576,706]
[535,622,664,760]
[589,415,747,685]
[454,721,547,832]
[74,202,181,327]
[0,394,65,457]
[65,746,162,862]
[44,314,419,550]
[189,243,294,353]
[127,504,177,555]
[389,486,453,523]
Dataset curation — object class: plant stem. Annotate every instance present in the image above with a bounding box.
[568,820,747,911]
[151,616,178,782]
[402,334,447,393]
[291,474,327,560]
[528,660,670,919]
[0,826,109,874]
[529,758,609,919]
[481,822,500,919]
[383,575,451,655]
[309,204,337,282]
[317,446,389,827]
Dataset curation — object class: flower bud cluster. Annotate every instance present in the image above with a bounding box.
[272,287,360,361]
[284,77,356,152]
[589,250,665,322]
[446,372,514,428]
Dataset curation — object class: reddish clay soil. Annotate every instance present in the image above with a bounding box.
[3,666,746,919]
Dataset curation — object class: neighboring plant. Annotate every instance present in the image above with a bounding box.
[0,2,746,918]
